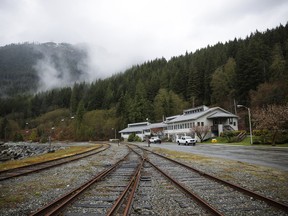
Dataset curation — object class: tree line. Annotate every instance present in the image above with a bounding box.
[0,23,287,141]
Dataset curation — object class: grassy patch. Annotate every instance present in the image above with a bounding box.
[153,147,211,162]
[202,137,288,147]
[0,194,25,208]
[0,144,102,171]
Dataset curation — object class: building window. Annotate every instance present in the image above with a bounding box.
[201,122,204,126]
[197,122,200,126]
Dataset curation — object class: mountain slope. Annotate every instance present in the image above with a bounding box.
[0,42,88,97]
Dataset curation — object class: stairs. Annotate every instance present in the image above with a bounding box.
[223,125,234,131]
[237,131,246,141]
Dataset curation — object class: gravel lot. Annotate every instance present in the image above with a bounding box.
[0,142,287,215]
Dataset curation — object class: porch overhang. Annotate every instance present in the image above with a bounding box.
[207,112,238,119]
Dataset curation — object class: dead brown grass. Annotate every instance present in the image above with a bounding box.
[0,144,103,171]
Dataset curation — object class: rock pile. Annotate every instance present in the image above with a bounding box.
[0,143,65,162]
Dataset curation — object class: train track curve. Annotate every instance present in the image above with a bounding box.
[0,144,109,181]
[30,149,143,216]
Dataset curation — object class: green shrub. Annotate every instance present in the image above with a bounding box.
[29,130,38,142]
[221,130,247,143]
[128,133,136,142]
[134,135,141,142]
[221,131,235,142]
[40,135,48,143]
[13,132,24,142]
[128,133,142,142]
[253,129,269,136]
[275,130,288,144]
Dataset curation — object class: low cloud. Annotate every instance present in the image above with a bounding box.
[33,43,90,92]
[32,42,142,92]
[1,0,287,92]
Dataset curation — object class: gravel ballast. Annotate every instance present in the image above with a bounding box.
[0,142,287,215]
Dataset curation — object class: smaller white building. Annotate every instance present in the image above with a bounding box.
[119,122,150,141]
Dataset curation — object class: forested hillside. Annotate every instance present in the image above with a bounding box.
[0,42,88,97]
[0,24,287,141]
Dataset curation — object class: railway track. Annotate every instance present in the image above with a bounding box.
[4,142,285,215]
[30,149,143,216]
[131,145,288,215]
[131,160,213,215]
[0,144,109,181]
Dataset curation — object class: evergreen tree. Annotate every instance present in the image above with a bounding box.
[269,43,286,82]
[211,58,236,109]
[187,62,200,107]
[76,100,85,128]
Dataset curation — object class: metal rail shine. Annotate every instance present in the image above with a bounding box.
[30,150,143,216]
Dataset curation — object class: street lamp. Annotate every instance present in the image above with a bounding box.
[237,105,253,145]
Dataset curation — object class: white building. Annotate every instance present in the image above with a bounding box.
[119,105,238,142]
[119,122,150,141]
[165,105,238,141]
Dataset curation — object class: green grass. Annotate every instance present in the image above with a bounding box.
[202,137,288,147]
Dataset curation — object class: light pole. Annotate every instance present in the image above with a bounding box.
[237,105,253,145]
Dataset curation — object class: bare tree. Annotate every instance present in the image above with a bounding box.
[253,104,288,145]
[190,126,210,142]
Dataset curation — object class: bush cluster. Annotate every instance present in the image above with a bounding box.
[220,130,246,143]
[127,133,141,142]
[253,130,288,144]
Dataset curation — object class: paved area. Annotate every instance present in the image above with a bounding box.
[134,142,288,171]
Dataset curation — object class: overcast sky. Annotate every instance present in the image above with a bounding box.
[1,0,288,77]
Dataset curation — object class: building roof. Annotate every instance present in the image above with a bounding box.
[207,111,238,119]
[166,107,237,124]
[119,125,150,133]
[149,122,167,128]
[119,122,167,133]
[128,121,149,127]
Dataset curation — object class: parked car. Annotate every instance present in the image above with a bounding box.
[149,137,162,143]
[177,136,196,146]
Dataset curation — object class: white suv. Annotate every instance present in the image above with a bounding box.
[149,137,162,143]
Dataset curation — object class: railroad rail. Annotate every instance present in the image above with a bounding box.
[130,145,288,215]
[30,149,143,216]
[0,144,109,181]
